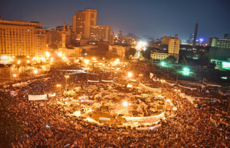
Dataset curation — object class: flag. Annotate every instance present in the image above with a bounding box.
[10,91,18,97]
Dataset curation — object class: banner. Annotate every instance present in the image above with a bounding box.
[139,83,161,93]
[125,112,164,122]
[88,80,100,83]
[99,117,110,121]
[101,80,113,83]
[48,93,56,97]
[28,94,48,101]
[150,73,153,78]
[10,91,18,97]
[127,84,133,88]
[164,81,176,86]
[178,84,197,90]
[136,124,161,131]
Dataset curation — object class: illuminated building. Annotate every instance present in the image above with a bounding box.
[168,38,181,55]
[190,34,194,44]
[0,20,46,59]
[90,25,114,43]
[209,36,230,69]
[46,30,61,46]
[162,35,177,45]
[109,45,129,57]
[209,37,230,49]
[151,51,169,60]
[72,9,114,43]
[72,9,97,39]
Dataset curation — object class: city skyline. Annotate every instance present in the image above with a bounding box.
[1,0,230,42]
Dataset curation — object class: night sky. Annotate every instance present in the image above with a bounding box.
[1,0,230,42]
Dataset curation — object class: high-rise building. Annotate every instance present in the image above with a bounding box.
[209,37,230,49]
[168,38,181,62]
[162,35,175,45]
[190,34,194,44]
[72,9,113,43]
[72,9,97,39]
[46,30,60,46]
[168,38,181,55]
[90,25,113,42]
[193,21,198,46]
[0,20,46,59]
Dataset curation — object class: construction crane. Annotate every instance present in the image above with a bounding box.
[183,56,188,66]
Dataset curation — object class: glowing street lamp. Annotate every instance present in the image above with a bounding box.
[34,70,38,74]
[58,52,62,57]
[160,61,166,67]
[13,74,17,78]
[56,84,61,87]
[183,67,190,76]
[128,72,133,78]
[27,60,30,63]
[17,60,21,64]
[64,74,69,91]
[84,59,89,65]
[46,52,50,58]
[123,101,128,107]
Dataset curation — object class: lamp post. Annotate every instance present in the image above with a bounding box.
[160,80,165,93]
[13,74,17,80]
[128,72,132,79]
[64,74,69,91]
[34,69,38,77]
[84,59,89,86]
[56,84,62,97]
[123,101,130,114]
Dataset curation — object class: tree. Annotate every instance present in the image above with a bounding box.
[164,56,176,64]
[141,47,151,61]
[125,48,136,60]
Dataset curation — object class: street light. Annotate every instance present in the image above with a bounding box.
[46,52,50,58]
[183,67,190,76]
[56,84,61,87]
[84,59,89,65]
[13,74,17,79]
[34,70,38,74]
[160,61,166,67]
[64,74,69,91]
[128,72,132,78]
[123,101,128,107]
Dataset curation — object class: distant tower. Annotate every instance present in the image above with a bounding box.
[62,23,66,48]
[175,34,178,39]
[118,31,122,39]
[61,23,67,56]
[193,21,198,46]
[190,34,194,44]
[0,14,2,20]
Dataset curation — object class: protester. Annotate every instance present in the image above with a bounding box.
[0,60,229,147]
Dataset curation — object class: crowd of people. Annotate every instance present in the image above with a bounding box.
[0,59,229,147]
